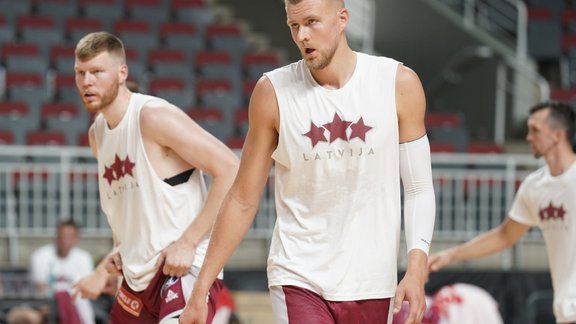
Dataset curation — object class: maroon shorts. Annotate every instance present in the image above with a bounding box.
[110,268,223,323]
[270,285,393,324]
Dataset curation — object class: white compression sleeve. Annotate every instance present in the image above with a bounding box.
[399,135,436,254]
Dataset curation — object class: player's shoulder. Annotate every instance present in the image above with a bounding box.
[31,244,55,260]
[519,165,548,189]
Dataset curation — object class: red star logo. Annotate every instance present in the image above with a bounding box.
[103,166,116,185]
[557,205,565,220]
[124,156,135,177]
[111,154,125,179]
[323,113,352,143]
[539,209,546,221]
[539,202,567,222]
[349,117,373,142]
[102,154,136,186]
[303,122,328,147]
[545,202,555,220]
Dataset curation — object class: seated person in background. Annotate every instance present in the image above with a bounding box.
[30,219,95,324]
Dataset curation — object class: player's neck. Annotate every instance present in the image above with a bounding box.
[310,46,356,89]
[546,144,576,176]
[101,88,132,130]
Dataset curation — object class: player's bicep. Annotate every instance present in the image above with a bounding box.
[231,76,279,202]
[396,65,427,143]
[141,103,237,177]
[501,217,531,245]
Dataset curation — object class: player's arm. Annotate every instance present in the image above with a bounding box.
[87,124,98,158]
[140,101,240,276]
[394,64,435,324]
[428,217,530,271]
[74,237,122,300]
[180,76,279,324]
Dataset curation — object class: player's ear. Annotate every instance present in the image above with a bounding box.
[338,7,349,31]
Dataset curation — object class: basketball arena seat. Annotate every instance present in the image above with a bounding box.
[149,77,195,109]
[148,48,193,82]
[80,0,124,31]
[242,52,281,80]
[125,0,169,31]
[26,130,67,146]
[0,14,14,45]
[195,50,242,92]
[17,15,63,55]
[226,136,245,150]
[171,0,215,33]
[0,101,31,145]
[5,72,46,127]
[528,12,562,61]
[113,19,157,61]
[2,42,46,74]
[160,21,204,59]
[36,0,79,30]
[41,102,87,146]
[467,142,504,154]
[196,79,239,122]
[0,130,14,145]
[188,107,232,141]
[54,74,80,104]
[50,45,76,73]
[205,24,247,63]
[0,0,31,26]
[425,111,463,129]
[429,142,458,153]
[65,17,104,45]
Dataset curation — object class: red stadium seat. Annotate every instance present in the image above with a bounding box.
[467,142,504,154]
[26,131,67,146]
[0,130,14,144]
[430,142,457,153]
[195,79,232,96]
[0,101,29,118]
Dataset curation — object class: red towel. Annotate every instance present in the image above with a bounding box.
[54,290,82,324]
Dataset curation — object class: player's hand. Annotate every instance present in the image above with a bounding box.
[179,290,208,324]
[105,251,123,276]
[155,239,197,277]
[427,250,454,273]
[72,270,109,300]
[394,273,426,324]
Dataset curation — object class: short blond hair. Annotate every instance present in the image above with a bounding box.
[285,0,344,6]
[75,31,126,62]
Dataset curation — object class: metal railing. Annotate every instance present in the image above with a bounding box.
[0,145,544,266]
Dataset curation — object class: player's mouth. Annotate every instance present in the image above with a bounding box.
[83,92,97,101]
[304,48,316,56]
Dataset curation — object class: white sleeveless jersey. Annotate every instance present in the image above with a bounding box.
[509,161,576,322]
[265,53,402,301]
[94,93,210,292]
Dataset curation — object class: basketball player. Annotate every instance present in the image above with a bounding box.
[73,32,239,323]
[179,0,436,323]
[428,102,576,324]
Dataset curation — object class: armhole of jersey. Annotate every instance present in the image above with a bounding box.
[266,73,288,168]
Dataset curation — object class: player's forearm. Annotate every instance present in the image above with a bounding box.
[180,164,239,247]
[449,227,512,262]
[194,189,259,294]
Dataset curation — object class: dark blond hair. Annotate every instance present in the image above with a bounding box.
[75,31,126,62]
[285,0,344,5]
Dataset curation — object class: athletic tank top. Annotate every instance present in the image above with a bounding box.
[265,52,402,300]
[94,93,209,291]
